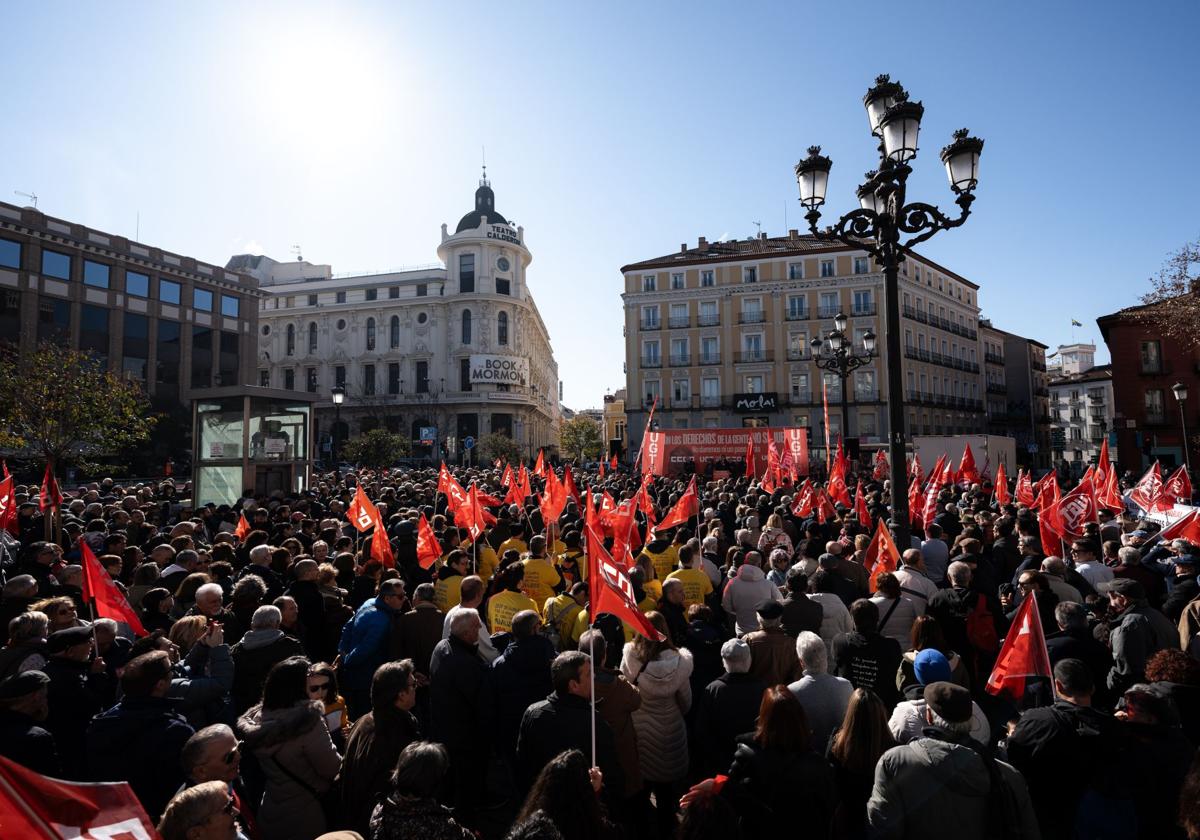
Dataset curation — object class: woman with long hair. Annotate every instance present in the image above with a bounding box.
[620,610,693,839]
[370,741,473,840]
[827,688,896,838]
[306,662,349,750]
[896,614,970,692]
[139,588,175,635]
[236,656,341,840]
[511,749,615,840]
[171,572,211,619]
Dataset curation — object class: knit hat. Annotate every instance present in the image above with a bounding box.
[913,649,953,685]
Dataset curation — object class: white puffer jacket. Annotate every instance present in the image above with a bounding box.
[620,645,693,783]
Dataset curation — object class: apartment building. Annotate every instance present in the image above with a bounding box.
[1046,343,1114,476]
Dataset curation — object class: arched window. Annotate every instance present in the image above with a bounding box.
[497,311,508,345]
[462,310,472,344]
[286,324,295,356]
[308,322,318,354]
[390,315,400,349]
[366,317,376,351]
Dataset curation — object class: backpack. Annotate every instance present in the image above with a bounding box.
[966,593,999,653]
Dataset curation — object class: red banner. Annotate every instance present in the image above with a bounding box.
[643,427,809,477]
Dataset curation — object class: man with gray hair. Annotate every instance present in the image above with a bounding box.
[1040,556,1082,604]
[1044,601,1112,698]
[188,582,244,645]
[867,681,1038,838]
[721,548,783,636]
[159,549,199,595]
[695,637,767,777]
[229,605,303,712]
[787,630,853,752]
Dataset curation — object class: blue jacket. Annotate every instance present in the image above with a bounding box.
[338,596,399,690]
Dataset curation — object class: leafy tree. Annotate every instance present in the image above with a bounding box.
[479,432,521,466]
[559,416,604,463]
[0,343,155,471]
[1134,237,1200,348]
[341,428,411,469]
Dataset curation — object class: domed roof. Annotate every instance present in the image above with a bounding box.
[455,174,509,233]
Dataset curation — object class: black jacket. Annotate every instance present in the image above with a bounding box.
[725,735,836,837]
[1045,628,1113,702]
[429,635,495,755]
[1163,577,1199,624]
[230,631,306,713]
[86,695,195,820]
[338,706,421,837]
[236,563,284,602]
[694,672,767,777]
[831,631,902,708]
[515,691,624,797]
[43,657,109,779]
[491,636,555,759]
[781,593,824,638]
[0,709,60,776]
[285,579,327,657]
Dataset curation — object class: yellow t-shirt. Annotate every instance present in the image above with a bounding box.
[498,537,528,559]
[642,578,663,606]
[475,544,499,582]
[556,550,587,584]
[543,593,584,643]
[522,557,562,605]
[433,574,463,614]
[547,539,566,557]
[576,608,635,645]
[641,546,679,582]
[666,568,714,609]
[488,589,538,634]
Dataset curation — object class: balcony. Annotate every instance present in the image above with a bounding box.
[668,353,691,367]
[902,304,929,324]
[739,311,766,324]
[701,394,721,408]
[985,352,1005,365]
[987,382,1007,394]
[1034,387,1050,397]
[735,350,772,363]
[786,348,807,361]
[903,345,981,374]
[784,308,810,321]
[854,388,880,402]
[639,319,660,331]
[789,390,813,405]
[697,313,720,327]
[851,303,877,317]
[817,306,841,319]
[905,390,985,413]
[698,353,721,365]
[668,316,690,329]
[640,356,662,368]
[1031,360,1047,372]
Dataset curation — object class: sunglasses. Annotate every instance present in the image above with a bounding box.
[223,742,242,765]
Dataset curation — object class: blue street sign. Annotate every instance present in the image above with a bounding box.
[463,436,476,450]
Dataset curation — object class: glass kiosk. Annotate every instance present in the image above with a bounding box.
[192,387,318,506]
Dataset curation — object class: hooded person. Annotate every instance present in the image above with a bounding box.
[720,551,783,636]
[887,649,990,745]
[230,606,305,714]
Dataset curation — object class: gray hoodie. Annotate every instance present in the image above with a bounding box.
[721,563,783,635]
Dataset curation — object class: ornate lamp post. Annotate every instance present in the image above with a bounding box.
[795,74,984,545]
[811,317,876,441]
[1173,382,1192,474]
[330,385,345,472]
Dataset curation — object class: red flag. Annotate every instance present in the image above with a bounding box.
[540,469,568,526]
[347,485,381,533]
[598,460,605,479]
[827,439,852,508]
[610,454,618,471]
[500,464,514,488]
[760,466,777,495]
[872,450,889,482]
[921,459,951,529]
[518,465,533,505]
[0,476,15,536]
[986,588,1052,700]
[0,754,157,839]
[563,465,582,505]
[371,525,395,568]
[909,470,925,528]
[792,480,814,518]
[1053,476,1098,540]
[438,464,469,512]
[585,485,599,531]
[494,458,502,469]
[909,453,924,487]
[864,517,900,592]
[608,499,640,569]
[745,432,755,477]
[586,523,665,641]
[855,482,871,527]
[995,462,1010,507]
[38,463,61,513]
[534,449,546,477]
[234,513,251,541]
[633,396,658,474]
[1016,469,1035,507]
[1032,472,1058,508]
[766,437,782,483]
[1160,508,1200,545]
[457,483,489,542]
[816,488,837,523]
[1037,480,1065,558]
[654,476,698,533]
[1130,462,1164,512]
[416,513,441,569]
[1163,465,1193,507]
[79,540,147,636]
[1,460,8,480]
[636,474,657,528]
[957,443,980,486]
[1094,439,1124,512]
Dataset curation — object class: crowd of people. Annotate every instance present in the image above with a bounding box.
[0,459,1198,840]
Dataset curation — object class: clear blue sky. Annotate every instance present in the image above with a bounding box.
[3,1,1197,408]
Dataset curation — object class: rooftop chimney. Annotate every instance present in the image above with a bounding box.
[759,232,768,240]
[788,229,799,239]
[698,236,708,249]
[681,243,687,254]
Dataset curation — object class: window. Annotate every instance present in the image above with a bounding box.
[284,369,295,390]
[497,311,508,345]
[41,249,71,280]
[853,289,873,314]
[854,257,869,274]
[459,254,475,292]
[194,288,213,311]
[745,375,764,393]
[644,379,662,406]
[335,291,346,304]
[221,295,239,317]
[191,326,212,388]
[788,331,808,358]
[788,262,803,280]
[820,259,835,278]
[743,333,764,361]
[286,324,296,355]
[856,370,877,399]
[461,357,472,392]
[702,377,720,405]
[416,360,429,394]
[743,266,757,283]
[335,365,346,387]
[642,274,657,292]
[787,295,806,319]
[389,286,400,299]
[308,322,318,354]
[699,300,718,326]
[1140,341,1162,374]
[701,336,719,364]
[78,260,109,288]
[669,303,687,327]
[0,237,19,269]
[459,310,472,344]
[366,317,376,351]
[363,364,376,395]
[673,378,690,403]
[701,270,714,287]
[642,305,660,328]
[1146,389,1165,422]
[819,291,838,318]
[416,284,427,297]
[390,315,400,348]
[670,337,688,365]
[122,312,149,380]
[366,288,377,302]
[308,293,318,306]
[156,320,181,386]
[38,297,71,343]
[496,277,510,295]
[306,367,317,393]
[125,271,149,297]
[671,273,684,289]
[742,298,763,322]
[259,370,270,387]
[791,372,810,399]
[388,363,400,394]
[642,340,661,366]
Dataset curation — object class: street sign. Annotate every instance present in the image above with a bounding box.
[463,436,476,450]
[419,426,436,446]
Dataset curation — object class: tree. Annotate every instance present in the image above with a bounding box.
[479,432,521,466]
[0,343,155,471]
[1134,237,1200,348]
[341,428,410,469]
[559,416,604,463]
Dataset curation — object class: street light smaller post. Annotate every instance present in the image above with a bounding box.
[331,385,346,474]
[1173,382,1191,474]
[810,320,876,444]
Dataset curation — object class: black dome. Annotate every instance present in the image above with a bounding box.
[455,180,508,233]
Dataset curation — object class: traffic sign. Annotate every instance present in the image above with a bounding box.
[463,436,476,450]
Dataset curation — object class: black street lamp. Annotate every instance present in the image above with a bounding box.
[796,74,983,546]
[1173,382,1192,474]
[811,316,876,441]
[330,385,346,472]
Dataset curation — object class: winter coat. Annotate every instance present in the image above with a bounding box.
[237,700,342,840]
[725,734,836,838]
[43,657,109,779]
[338,706,421,837]
[832,631,902,708]
[230,630,305,713]
[0,641,47,682]
[491,635,555,759]
[694,672,767,777]
[780,593,824,638]
[744,625,802,687]
[888,683,990,746]
[809,591,854,651]
[516,691,625,797]
[721,565,782,635]
[86,696,195,821]
[169,642,234,728]
[337,596,400,695]
[787,671,853,753]
[0,709,61,777]
[593,668,643,798]
[620,644,693,782]
[284,579,327,658]
[866,733,1040,840]
[395,603,445,676]
[369,795,475,840]
[1108,602,1178,694]
[896,648,971,693]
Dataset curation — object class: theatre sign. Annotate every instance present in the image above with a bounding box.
[469,354,529,386]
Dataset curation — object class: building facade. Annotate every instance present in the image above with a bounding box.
[603,389,628,458]
[1098,302,1199,473]
[620,232,991,461]
[250,176,561,461]
[1046,343,1114,477]
[979,320,1053,469]
[0,199,258,420]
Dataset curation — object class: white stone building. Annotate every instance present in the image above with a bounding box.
[238,174,561,462]
[1047,343,1115,476]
